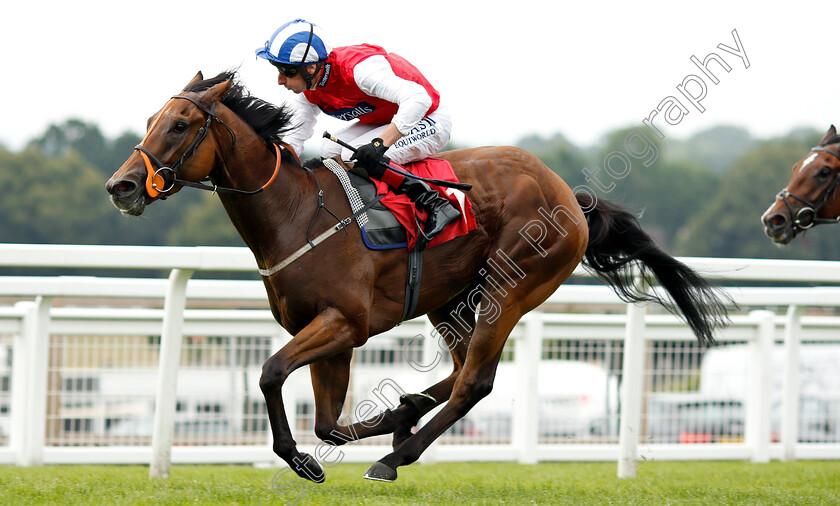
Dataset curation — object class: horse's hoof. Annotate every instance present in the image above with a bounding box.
[363,461,398,482]
[294,452,325,483]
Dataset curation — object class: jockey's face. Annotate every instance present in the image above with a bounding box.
[276,64,319,93]
[277,71,307,93]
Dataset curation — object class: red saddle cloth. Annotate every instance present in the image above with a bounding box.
[373,158,476,250]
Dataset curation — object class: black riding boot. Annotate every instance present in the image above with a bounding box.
[396,178,461,240]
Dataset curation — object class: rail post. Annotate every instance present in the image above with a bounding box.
[150,268,194,479]
[781,305,802,462]
[746,310,774,463]
[617,279,648,479]
[10,297,53,466]
[513,311,543,464]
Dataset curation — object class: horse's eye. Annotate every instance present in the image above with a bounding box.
[173,121,188,134]
[817,166,833,179]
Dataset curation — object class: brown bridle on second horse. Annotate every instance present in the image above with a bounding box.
[774,145,840,232]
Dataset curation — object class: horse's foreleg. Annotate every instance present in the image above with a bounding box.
[308,351,356,442]
[308,351,407,445]
[260,307,365,483]
[308,356,456,447]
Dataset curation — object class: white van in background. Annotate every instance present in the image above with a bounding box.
[698,343,840,442]
[381,360,619,440]
[699,343,840,399]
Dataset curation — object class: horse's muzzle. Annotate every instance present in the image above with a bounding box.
[105,176,147,216]
[761,208,794,244]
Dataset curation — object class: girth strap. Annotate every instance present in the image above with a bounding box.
[400,238,426,323]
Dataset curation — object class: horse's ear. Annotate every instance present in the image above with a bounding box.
[819,124,837,145]
[185,71,204,89]
[203,78,233,103]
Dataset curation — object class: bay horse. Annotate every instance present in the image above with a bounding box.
[762,125,840,244]
[106,71,728,483]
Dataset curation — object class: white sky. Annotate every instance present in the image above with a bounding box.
[1,1,837,154]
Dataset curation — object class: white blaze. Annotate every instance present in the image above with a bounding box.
[799,153,818,172]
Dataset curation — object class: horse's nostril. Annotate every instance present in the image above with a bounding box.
[107,179,137,197]
[117,181,135,193]
[769,214,786,228]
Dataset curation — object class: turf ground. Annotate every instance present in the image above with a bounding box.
[1,461,839,505]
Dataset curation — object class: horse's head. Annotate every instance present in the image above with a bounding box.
[761,125,840,244]
[106,71,233,215]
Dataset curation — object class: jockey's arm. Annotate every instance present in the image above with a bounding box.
[376,122,404,148]
[283,93,321,158]
[354,55,433,148]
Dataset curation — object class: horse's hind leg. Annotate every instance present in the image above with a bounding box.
[364,303,521,482]
[307,294,474,449]
[365,233,583,481]
[391,296,474,449]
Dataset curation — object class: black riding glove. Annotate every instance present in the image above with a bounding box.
[353,138,390,179]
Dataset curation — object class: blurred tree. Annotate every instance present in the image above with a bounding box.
[517,133,592,183]
[0,145,213,247]
[16,120,217,246]
[0,148,118,244]
[111,132,144,168]
[7,118,839,262]
[165,195,244,247]
[664,125,755,174]
[27,119,140,175]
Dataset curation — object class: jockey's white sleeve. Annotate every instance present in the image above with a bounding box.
[353,55,434,136]
[283,93,321,158]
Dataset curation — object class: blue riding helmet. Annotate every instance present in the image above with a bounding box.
[255,19,332,65]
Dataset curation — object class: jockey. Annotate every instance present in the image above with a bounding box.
[256,18,460,241]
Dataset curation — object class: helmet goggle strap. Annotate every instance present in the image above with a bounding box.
[297,22,318,89]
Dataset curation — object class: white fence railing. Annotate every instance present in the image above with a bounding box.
[0,244,839,479]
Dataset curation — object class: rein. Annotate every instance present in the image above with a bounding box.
[776,145,840,232]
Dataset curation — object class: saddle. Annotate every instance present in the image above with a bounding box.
[323,158,475,251]
[323,158,409,249]
[323,157,476,321]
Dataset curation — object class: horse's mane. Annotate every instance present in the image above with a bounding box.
[184,71,295,145]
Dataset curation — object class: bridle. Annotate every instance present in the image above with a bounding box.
[775,145,840,232]
[134,94,282,198]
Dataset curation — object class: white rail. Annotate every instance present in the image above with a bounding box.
[1,244,839,478]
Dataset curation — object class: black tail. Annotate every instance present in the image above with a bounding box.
[576,192,729,345]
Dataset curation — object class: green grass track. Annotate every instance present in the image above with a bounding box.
[1,461,839,505]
